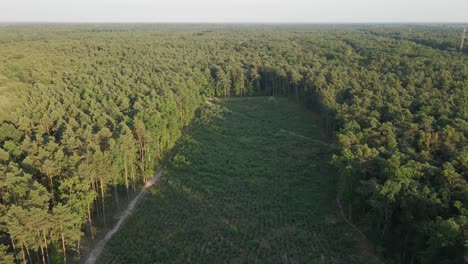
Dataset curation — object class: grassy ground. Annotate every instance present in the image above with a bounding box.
[99,97,366,264]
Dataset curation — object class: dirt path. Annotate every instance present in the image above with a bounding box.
[84,170,164,264]
[277,129,329,146]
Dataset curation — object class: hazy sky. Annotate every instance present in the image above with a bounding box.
[1,0,467,23]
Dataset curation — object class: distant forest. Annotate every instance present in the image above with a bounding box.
[0,24,466,264]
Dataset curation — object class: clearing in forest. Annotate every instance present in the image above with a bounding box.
[99,97,368,263]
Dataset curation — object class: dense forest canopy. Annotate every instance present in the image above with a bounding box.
[0,24,466,263]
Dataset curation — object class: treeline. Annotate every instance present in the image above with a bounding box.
[366,25,468,54]
[0,30,208,263]
[0,25,466,263]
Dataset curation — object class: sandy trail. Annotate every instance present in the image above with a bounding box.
[84,170,163,264]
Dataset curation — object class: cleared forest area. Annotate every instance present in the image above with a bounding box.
[99,97,372,263]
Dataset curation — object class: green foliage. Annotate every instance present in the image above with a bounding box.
[172,153,191,168]
[0,245,14,264]
[100,98,362,263]
[0,123,22,143]
[0,24,466,263]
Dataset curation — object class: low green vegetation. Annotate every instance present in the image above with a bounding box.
[100,97,364,263]
[0,24,466,263]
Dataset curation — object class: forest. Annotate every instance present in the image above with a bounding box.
[0,24,466,263]
[99,97,365,263]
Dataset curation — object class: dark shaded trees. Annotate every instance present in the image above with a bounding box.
[0,24,466,264]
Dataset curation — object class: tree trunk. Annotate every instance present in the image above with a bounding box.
[47,173,55,205]
[39,244,46,264]
[93,180,101,219]
[100,177,106,227]
[113,175,119,209]
[87,202,94,240]
[20,244,26,264]
[24,244,32,264]
[42,229,50,264]
[256,79,260,95]
[138,138,145,178]
[59,222,66,264]
[10,238,17,261]
[294,84,299,101]
[124,158,129,200]
[130,156,136,191]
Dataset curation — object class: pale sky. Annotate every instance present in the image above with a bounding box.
[0,0,467,23]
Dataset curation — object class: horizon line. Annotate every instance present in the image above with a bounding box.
[0,21,467,25]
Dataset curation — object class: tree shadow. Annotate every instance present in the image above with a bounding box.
[100,98,363,264]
